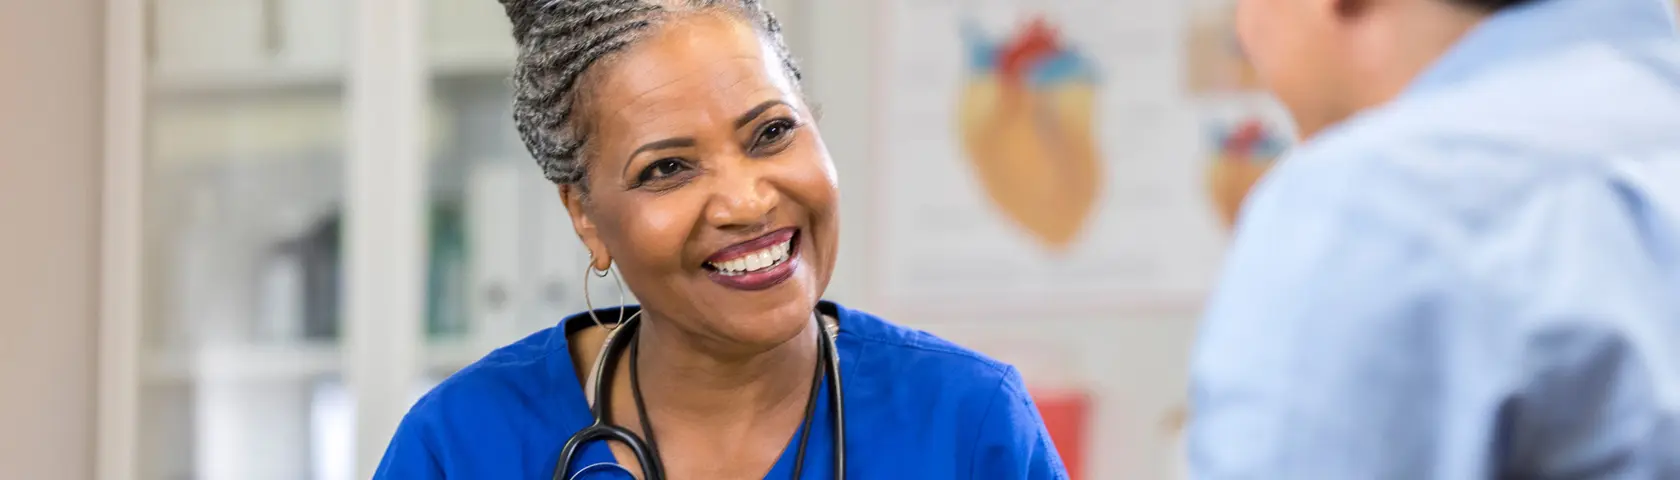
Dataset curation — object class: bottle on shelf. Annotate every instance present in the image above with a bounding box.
[253,207,313,344]
[427,199,470,339]
[300,210,341,341]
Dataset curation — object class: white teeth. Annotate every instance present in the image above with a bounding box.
[708,239,793,275]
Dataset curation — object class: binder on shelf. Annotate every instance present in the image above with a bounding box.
[528,169,586,330]
[173,186,246,347]
[466,161,526,348]
[254,242,306,343]
[254,206,317,344]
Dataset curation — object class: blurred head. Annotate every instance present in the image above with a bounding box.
[1234,0,1534,138]
[501,0,840,350]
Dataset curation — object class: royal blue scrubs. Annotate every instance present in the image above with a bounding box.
[373,301,1068,479]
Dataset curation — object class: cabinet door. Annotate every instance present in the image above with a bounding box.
[140,0,353,478]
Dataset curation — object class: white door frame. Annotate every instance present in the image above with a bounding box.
[98,0,145,477]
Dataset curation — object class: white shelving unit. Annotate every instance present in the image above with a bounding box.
[100,1,810,479]
[149,52,514,98]
[141,340,486,384]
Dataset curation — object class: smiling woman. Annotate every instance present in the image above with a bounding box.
[371,2,1067,480]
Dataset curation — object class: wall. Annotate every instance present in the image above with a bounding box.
[0,0,105,478]
[801,4,1200,478]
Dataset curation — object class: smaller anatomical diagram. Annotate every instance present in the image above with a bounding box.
[957,16,1103,253]
[1186,1,1264,94]
[1160,404,1190,480]
[1204,117,1287,229]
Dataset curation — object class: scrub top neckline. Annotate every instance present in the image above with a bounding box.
[547,301,850,479]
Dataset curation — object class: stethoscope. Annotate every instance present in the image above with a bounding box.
[553,310,846,479]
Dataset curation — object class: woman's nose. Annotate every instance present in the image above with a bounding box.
[703,161,779,229]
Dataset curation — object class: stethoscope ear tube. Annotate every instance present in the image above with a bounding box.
[555,315,649,479]
[817,317,845,479]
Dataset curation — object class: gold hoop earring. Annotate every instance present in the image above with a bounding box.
[582,259,640,331]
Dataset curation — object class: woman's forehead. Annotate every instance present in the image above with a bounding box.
[593,13,795,124]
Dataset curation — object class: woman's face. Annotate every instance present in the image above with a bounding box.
[563,12,840,348]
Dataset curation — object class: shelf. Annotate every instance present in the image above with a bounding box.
[142,337,493,384]
[143,341,341,384]
[149,52,516,99]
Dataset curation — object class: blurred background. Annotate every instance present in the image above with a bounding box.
[2,0,1308,479]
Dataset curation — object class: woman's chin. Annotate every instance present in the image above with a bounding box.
[707,297,822,350]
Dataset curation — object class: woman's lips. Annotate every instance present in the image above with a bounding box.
[704,228,799,291]
[705,228,797,264]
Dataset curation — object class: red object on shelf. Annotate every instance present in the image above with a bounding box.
[1030,388,1091,480]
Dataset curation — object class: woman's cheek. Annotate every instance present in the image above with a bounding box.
[605,195,704,271]
[781,140,842,218]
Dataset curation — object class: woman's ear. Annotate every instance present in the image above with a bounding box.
[559,183,611,270]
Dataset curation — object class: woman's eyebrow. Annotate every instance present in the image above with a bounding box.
[623,137,697,175]
[733,99,793,129]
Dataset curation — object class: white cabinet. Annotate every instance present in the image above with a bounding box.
[429,0,515,62]
[277,0,350,70]
[151,0,350,81]
[102,1,808,478]
[151,0,269,73]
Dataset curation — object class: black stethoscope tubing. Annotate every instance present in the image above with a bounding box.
[553,314,845,479]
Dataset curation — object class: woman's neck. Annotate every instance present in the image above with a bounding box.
[616,311,820,429]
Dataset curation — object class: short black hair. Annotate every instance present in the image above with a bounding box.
[1446,0,1540,11]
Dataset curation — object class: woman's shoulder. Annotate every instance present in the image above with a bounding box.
[826,302,1025,396]
[402,326,574,426]
[826,302,1063,477]
[377,325,584,476]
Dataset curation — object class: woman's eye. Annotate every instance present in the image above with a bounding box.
[754,119,798,147]
[637,158,687,183]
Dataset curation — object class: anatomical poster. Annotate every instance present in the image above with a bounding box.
[1196,96,1295,230]
[873,0,1226,311]
[1185,0,1263,95]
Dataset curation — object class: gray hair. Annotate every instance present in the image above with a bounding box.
[499,0,803,186]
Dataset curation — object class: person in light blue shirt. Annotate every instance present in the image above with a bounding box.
[1190,0,1680,477]
[374,1,1066,479]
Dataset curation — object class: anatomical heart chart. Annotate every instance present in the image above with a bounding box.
[1199,99,1293,229]
[875,0,1227,310]
[956,16,1103,251]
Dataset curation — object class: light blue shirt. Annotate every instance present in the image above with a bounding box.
[1189,0,1680,478]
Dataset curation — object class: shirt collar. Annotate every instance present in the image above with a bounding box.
[1406,0,1678,95]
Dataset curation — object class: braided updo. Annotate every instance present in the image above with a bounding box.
[499,0,804,186]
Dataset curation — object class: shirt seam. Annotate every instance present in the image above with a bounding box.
[964,368,1014,479]
[842,331,1012,372]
